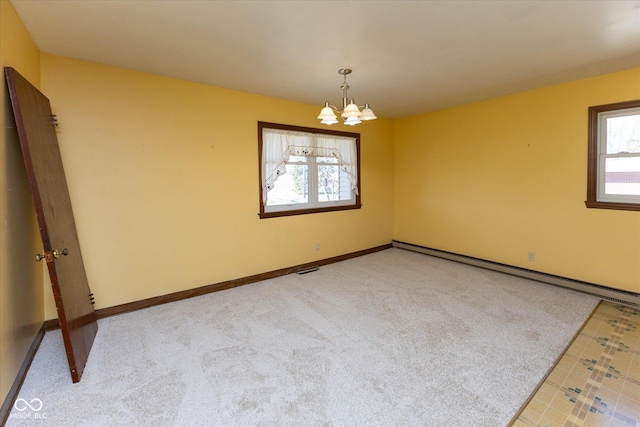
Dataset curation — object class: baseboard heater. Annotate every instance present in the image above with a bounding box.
[392,240,640,307]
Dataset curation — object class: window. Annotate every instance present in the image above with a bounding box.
[258,122,361,218]
[586,100,640,211]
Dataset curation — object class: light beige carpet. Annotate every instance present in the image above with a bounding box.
[6,248,598,426]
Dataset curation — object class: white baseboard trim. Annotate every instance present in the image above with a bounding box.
[393,240,640,307]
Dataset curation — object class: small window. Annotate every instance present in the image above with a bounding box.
[258,122,361,218]
[586,100,640,211]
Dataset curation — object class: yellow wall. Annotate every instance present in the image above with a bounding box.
[2,2,639,409]
[0,0,43,407]
[395,68,640,292]
[39,54,395,318]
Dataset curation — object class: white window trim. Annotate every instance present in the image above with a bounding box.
[596,107,640,204]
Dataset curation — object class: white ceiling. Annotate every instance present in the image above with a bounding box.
[9,0,640,119]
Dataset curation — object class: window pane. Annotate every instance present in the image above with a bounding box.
[317,156,339,164]
[288,155,308,162]
[318,165,353,202]
[606,114,640,154]
[266,164,308,206]
[604,157,640,196]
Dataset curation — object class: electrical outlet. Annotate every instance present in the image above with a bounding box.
[315,242,320,251]
[527,252,535,262]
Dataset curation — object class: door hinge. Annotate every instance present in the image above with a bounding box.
[50,115,59,127]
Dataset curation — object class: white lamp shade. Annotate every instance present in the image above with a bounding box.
[344,116,362,126]
[342,101,362,118]
[317,104,337,120]
[321,116,339,125]
[360,104,377,120]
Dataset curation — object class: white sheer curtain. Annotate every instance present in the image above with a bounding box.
[314,134,358,195]
[262,128,358,204]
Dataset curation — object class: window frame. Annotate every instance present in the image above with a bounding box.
[585,99,640,211]
[258,122,362,219]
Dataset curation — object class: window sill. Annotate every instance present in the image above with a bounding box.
[259,203,362,219]
[585,200,640,211]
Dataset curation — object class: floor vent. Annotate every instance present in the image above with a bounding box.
[296,267,319,275]
[393,240,640,308]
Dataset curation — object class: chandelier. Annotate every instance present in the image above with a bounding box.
[317,69,377,126]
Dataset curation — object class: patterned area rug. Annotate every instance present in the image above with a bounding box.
[512,300,640,426]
